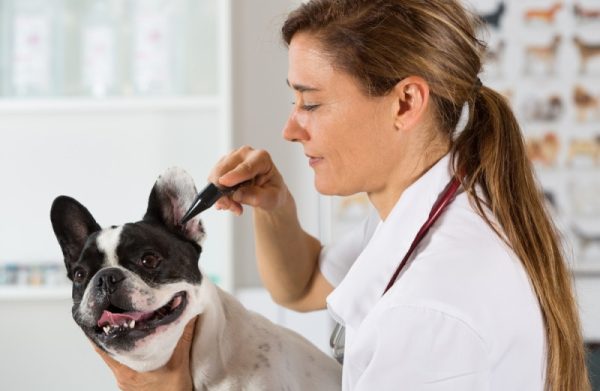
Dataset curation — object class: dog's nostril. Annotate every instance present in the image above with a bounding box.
[97,270,126,294]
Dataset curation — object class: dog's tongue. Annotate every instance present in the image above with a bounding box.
[97,310,153,327]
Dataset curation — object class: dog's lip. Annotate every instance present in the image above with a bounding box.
[94,291,188,338]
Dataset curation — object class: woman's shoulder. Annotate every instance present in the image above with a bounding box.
[384,190,544,342]
[432,190,515,261]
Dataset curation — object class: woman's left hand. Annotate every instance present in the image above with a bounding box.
[93,316,198,391]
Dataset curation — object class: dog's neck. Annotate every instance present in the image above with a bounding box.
[190,279,237,388]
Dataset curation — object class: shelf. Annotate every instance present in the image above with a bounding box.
[572,264,600,276]
[0,286,71,301]
[0,96,222,113]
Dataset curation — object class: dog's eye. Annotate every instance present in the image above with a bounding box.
[73,268,86,283]
[140,253,161,269]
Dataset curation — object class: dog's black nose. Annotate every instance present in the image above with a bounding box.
[95,268,126,295]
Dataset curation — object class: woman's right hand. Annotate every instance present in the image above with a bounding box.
[211,146,330,311]
[209,145,289,215]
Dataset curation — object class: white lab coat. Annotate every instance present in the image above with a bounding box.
[320,155,546,390]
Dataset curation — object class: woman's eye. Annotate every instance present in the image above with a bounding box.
[140,253,161,269]
[302,104,320,111]
[291,102,320,112]
[73,269,86,283]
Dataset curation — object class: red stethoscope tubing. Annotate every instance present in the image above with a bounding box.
[382,177,462,296]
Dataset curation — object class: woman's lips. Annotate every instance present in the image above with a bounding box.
[307,156,323,167]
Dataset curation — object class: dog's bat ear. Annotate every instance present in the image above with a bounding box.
[144,167,206,246]
[50,196,101,278]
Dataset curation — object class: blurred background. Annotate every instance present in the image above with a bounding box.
[0,0,598,389]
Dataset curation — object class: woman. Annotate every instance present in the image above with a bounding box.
[99,0,590,389]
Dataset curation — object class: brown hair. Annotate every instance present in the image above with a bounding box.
[282,1,590,390]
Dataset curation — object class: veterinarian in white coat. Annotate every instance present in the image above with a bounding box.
[97,1,590,390]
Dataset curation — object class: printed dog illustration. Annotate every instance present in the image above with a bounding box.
[522,95,563,122]
[524,3,563,24]
[479,1,506,29]
[526,132,560,167]
[524,36,561,75]
[574,3,600,23]
[567,136,600,167]
[573,36,600,74]
[573,85,600,122]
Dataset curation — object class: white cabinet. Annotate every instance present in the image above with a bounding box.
[0,0,234,296]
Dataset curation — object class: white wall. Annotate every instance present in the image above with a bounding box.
[230,0,322,289]
[0,299,118,390]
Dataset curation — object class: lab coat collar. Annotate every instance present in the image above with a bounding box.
[326,154,455,331]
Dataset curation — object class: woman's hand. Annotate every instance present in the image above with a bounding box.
[209,145,289,215]
[93,316,198,391]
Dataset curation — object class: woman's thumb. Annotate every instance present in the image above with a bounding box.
[180,316,198,346]
[169,316,198,366]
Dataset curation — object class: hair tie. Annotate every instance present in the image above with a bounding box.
[471,77,483,96]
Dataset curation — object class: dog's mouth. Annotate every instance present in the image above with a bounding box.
[95,291,187,339]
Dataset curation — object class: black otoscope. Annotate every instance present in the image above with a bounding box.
[179,180,252,225]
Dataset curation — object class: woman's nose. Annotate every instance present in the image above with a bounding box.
[282,111,309,142]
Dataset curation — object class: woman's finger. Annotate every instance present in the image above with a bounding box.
[208,145,256,184]
[218,149,273,187]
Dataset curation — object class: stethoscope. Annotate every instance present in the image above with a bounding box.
[329,177,462,365]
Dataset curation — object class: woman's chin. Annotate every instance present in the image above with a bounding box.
[313,175,333,195]
[315,177,354,197]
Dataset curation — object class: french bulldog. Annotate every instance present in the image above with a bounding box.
[50,167,341,390]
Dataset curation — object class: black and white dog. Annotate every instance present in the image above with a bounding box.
[50,168,341,390]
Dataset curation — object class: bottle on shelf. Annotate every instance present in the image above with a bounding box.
[1,0,64,97]
[80,0,120,97]
[129,0,185,95]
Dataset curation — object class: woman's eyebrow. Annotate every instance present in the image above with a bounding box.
[286,79,320,92]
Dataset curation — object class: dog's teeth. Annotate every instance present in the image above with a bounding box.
[103,326,110,334]
[130,320,135,328]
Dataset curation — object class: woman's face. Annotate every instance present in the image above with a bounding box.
[284,32,401,196]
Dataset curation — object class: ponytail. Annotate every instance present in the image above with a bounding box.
[452,86,590,391]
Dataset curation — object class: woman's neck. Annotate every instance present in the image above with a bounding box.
[368,145,450,221]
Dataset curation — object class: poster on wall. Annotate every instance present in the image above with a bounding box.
[475,0,600,271]
[324,0,600,272]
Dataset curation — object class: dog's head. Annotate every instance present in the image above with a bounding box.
[50,168,206,371]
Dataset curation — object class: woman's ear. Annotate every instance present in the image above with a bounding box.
[392,76,430,131]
